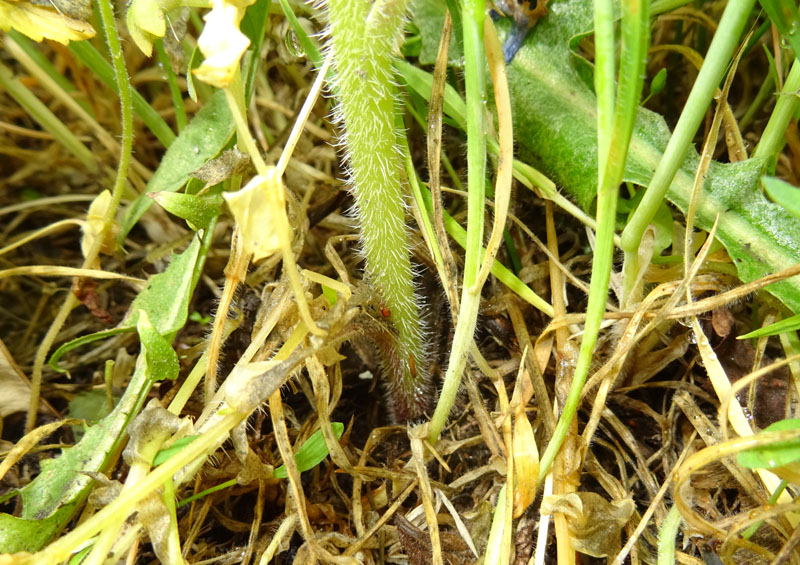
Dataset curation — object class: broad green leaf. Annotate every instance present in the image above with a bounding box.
[0,362,153,551]
[411,0,800,314]
[149,191,223,230]
[738,419,800,469]
[738,313,800,339]
[272,423,344,478]
[763,176,800,219]
[48,237,201,372]
[136,310,179,382]
[0,506,74,553]
[120,89,234,242]
[153,435,200,467]
[67,389,114,424]
[127,236,201,336]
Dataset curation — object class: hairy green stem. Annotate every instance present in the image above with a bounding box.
[27,0,134,434]
[326,0,428,421]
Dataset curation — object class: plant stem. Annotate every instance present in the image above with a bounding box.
[538,0,649,482]
[620,0,756,294]
[27,0,134,434]
[326,0,428,420]
[753,57,800,165]
[428,0,487,443]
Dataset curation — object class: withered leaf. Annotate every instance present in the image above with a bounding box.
[395,514,473,565]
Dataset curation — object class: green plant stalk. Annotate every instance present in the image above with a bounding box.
[428,0,487,443]
[0,61,96,170]
[154,39,188,131]
[620,0,756,291]
[594,0,615,171]
[538,0,649,482]
[326,0,428,421]
[69,40,176,147]
[657,505,682,565]
[754,58,800,164]
[26,0,135,435]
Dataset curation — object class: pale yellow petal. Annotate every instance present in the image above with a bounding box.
[193,0,250,88]
[223,172,282,260]
[0,1,95,44]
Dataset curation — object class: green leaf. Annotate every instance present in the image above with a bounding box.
[650,67,667,96]
[153,435,200,467]
[738,313,800,339]
[127,236,202,336]
[0,363,153,551]
[272,423,344,478]
[737,419,800,469]
[120,89,235,242]
[0,506,75,553]
[241,0,272,102]
[758,0,800,59]
[477,1,800,313]
[136,310,179,382]
[48,327,133,373]
[67,389,114,424]
[763,176,800,219]
[149,191,223,230]
[48,237,201,373]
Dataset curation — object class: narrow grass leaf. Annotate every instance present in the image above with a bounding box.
[153,435,200,467]
[738,313,800,339]
[272,423,344,478]
[737,419,800,469]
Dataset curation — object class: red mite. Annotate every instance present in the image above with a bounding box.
[380,306,391,318]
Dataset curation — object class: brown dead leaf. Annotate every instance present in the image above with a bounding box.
[541,491,634,558]
[72,277,114,325]
[0,338,36,418]
[395,514,473,565]
[711,306,735,339]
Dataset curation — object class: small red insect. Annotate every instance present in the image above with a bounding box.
[380,306,391,318]
[408,354,417,378]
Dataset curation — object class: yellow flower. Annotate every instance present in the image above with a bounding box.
[125,0,186,57]
[0,0,95,44]
[193,0,253,89]
[222,170,283,260]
